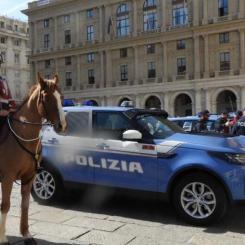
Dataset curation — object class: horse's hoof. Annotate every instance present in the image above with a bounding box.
[24,238,37,245]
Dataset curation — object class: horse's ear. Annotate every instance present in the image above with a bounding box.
[54,74,59,85]
[38,72,45,89]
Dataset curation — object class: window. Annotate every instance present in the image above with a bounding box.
[219,32,229,44]
[43,19,49,28]
[148,61,156,78]
[87,25,94,41]
[177,40,186,49]
[0,37,6,44]
[87,9,94,18]
[116,4,130,37]
[64,15,70,24]
[65,112,90,137]
[143,0,157,32]
[65,56,72,65]
[44,34,50,48]
[93,112,133,139]
[87,53,95,63]
[14,39,20,46]
[177,57,186,75]
[65,72,72,86]
[0,22,5,28]
[146,44,155,54]
[218,0,228,17]
[220,52,230,71]
[14,25,18,31]
[172,1,188,26]
[45,60,51,68]
[88,69,95,84]
[120,64,128,81]
[14,53,20,64]
[120,48,127,58]
[65,30,71,44]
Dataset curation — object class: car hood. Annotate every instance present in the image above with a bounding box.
[154,133,245,153]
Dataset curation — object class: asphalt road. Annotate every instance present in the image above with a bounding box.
[5,184,245,245]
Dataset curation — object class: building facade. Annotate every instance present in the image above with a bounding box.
[24,0,245,116]
[0,16,30,102]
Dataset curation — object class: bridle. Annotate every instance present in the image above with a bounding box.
[6,86,61,185]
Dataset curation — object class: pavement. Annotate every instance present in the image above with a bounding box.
[4,184,245,245]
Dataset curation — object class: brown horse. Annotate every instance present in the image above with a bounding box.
[0,73,67,244]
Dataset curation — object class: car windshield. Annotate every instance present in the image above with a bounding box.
[136,114,184,139]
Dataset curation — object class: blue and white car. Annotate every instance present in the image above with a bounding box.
[32,106,245,225]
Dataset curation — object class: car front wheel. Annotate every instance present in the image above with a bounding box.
[31,168,63,204]
[172,173,228,225]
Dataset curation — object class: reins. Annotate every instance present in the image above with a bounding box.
[6,90,53,185]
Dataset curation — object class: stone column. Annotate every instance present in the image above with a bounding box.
[203,0,208,24]
[135,94,142,108]
[205,89,212,112]
[239,0,245,18]
[54,16,58,49]
[75,12,80,44]
[194,35,200,79]
[241,86,245,108]
[105,50,112,87]
[161,0,166,31]
[133,46,139,84]
[193,0,199,26]
[240,29,245,74]
[99,6,104,42]
[55,58,59,74]
[100,51,105,88]
[203,35,210,78]
[77,55,81,90]
[133,0,138,37]
[162,42,168,82]
[195,89,202,114]
[34,21,38,53]
[163,93,170,113]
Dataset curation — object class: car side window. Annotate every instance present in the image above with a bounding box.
[65,112,90,137]
[93,112,133,139]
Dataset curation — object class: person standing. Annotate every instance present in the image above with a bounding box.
[0,54,16,129]
[234,109,245,135]
[214,111,229,134]
[195,110,210,133]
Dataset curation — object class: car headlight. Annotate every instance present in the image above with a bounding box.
[225,153,245,165]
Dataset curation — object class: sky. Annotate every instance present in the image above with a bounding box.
[1,0,33,21]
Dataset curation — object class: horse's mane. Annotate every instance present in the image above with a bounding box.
[16,84,38,110]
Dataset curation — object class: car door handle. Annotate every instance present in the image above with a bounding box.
[96,143,109,150]
[48,138,59,144]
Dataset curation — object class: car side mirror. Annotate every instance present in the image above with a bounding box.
[123,130,142,140]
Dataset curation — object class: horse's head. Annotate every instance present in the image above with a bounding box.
[37,73,67,133]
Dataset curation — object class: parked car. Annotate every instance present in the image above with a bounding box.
[33,106,245,225]
[169,115,220,133]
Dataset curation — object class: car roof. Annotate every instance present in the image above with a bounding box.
[63,106,169,119]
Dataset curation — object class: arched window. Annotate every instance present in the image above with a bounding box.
[116,4,130,37]
[143,0,157,32]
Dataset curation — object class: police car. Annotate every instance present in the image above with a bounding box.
[32,106,245,225]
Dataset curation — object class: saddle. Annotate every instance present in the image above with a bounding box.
[0,116,9,144]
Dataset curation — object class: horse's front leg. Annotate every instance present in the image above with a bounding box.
[20,179,36,245]
[0,178,13,244]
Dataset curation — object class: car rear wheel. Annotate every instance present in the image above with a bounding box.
[31,168,63,204]
[172,173,228,225]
